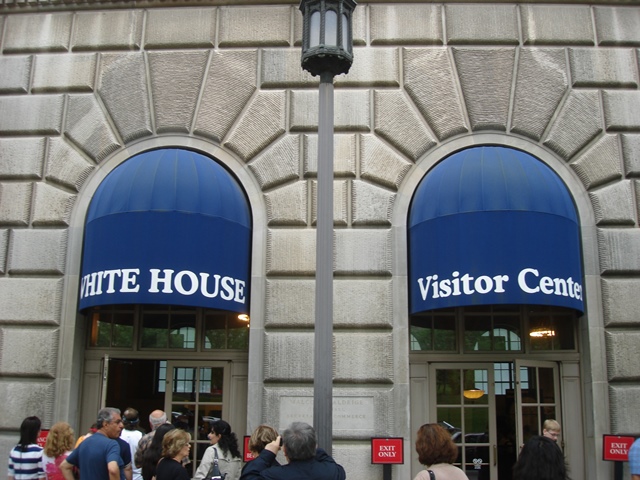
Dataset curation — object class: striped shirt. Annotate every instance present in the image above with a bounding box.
[8,444,44,479]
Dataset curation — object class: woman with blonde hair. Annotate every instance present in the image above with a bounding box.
[414,424,469,480]
[154,429,191,480]
[42,422,76,480]
[248,425,279,458]
[240,425,280,476]
[240,425,280,478]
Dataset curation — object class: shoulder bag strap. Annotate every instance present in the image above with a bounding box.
[427,470,436,480]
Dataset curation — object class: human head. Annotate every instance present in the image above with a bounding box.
[208,419,228,445]
[282,422,316,462]
[123,407,140,431]
[207,420,241,459]
[542,419,561,442]
[151,424,176,450]
[249,425,279,455]
[149,410,167,431]
[211,419,232,437]
[162,428,191,459]
[97,407,123,439]
[415,423,459,466]
[18,416,41,447]
[44,422,75,458]
[513,435,568,480]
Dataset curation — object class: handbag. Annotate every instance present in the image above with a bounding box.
[206,448,227,480]
[427,470,435,480]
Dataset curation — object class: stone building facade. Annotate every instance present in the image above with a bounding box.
[1,1,640,479]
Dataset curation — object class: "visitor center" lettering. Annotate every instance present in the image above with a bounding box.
[417,267,582,301]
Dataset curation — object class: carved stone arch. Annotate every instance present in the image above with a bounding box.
[392,132,605,479]
[55,136,268,424]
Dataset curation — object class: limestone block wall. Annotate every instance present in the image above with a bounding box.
[0,2,639,478]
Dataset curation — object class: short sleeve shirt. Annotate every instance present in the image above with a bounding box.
[66,432,123,480]
[42,451,71,480]
[629,438,640,475]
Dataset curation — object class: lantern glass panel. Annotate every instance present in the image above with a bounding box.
[341,13,349,51]
[325,9,338,46]
[310,11,321,47]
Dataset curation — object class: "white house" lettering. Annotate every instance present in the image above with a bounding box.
[80,268,246,304]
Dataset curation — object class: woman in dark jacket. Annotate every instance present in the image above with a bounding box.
[240,425,280,477]
[141,424,175,480]
[240,422,345,480]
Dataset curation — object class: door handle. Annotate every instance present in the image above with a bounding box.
[493,445,497,466]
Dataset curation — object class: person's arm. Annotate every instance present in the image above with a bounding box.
[314,448,346,480]
[108,460,121,480]
[106,440,124,480]
[121,447,132,480]
[134,435,149,468]
[632,475,640,480]
[193,445,215,480]
[239,439,280,480]
[9,453,16,480]
[37,456,46,480]
[60,460,76,480]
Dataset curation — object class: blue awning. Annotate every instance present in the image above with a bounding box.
[409,146,584,313]
[79,148,251,313]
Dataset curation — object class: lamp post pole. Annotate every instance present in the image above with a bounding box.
[299,0,356,453]
[314,69,335,452]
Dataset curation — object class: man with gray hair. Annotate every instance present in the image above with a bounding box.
[60,407,124,480]
[134,410,168,468]
[239,422,345,480]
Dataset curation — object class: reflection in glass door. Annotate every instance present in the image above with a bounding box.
[430,364,496,480]
[422,361,563,479]
[165,361,229,477]
[515,360,561,448]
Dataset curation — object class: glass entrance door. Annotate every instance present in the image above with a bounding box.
[427,361,562,479]
[165,361,230,477]
[515,360,562,448]
[429,363,496,480]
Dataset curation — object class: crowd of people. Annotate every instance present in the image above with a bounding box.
[412,419,570,480]
[4,412,580,480]
[6,409,243,480]
[6,412,344,480]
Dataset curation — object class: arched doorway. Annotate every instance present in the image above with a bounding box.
[77,148,252,476]
[407,146,584,480]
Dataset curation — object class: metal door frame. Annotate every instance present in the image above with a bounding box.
[429,362,497,480]
[514,359,562,449]
[165,360,231,475]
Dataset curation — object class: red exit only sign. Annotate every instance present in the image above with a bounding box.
[37,430,49,448]
[603,435,636,462]
[371,437,404,464]
[243,436,254,462]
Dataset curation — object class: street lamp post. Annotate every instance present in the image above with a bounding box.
[299,0,356,453]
